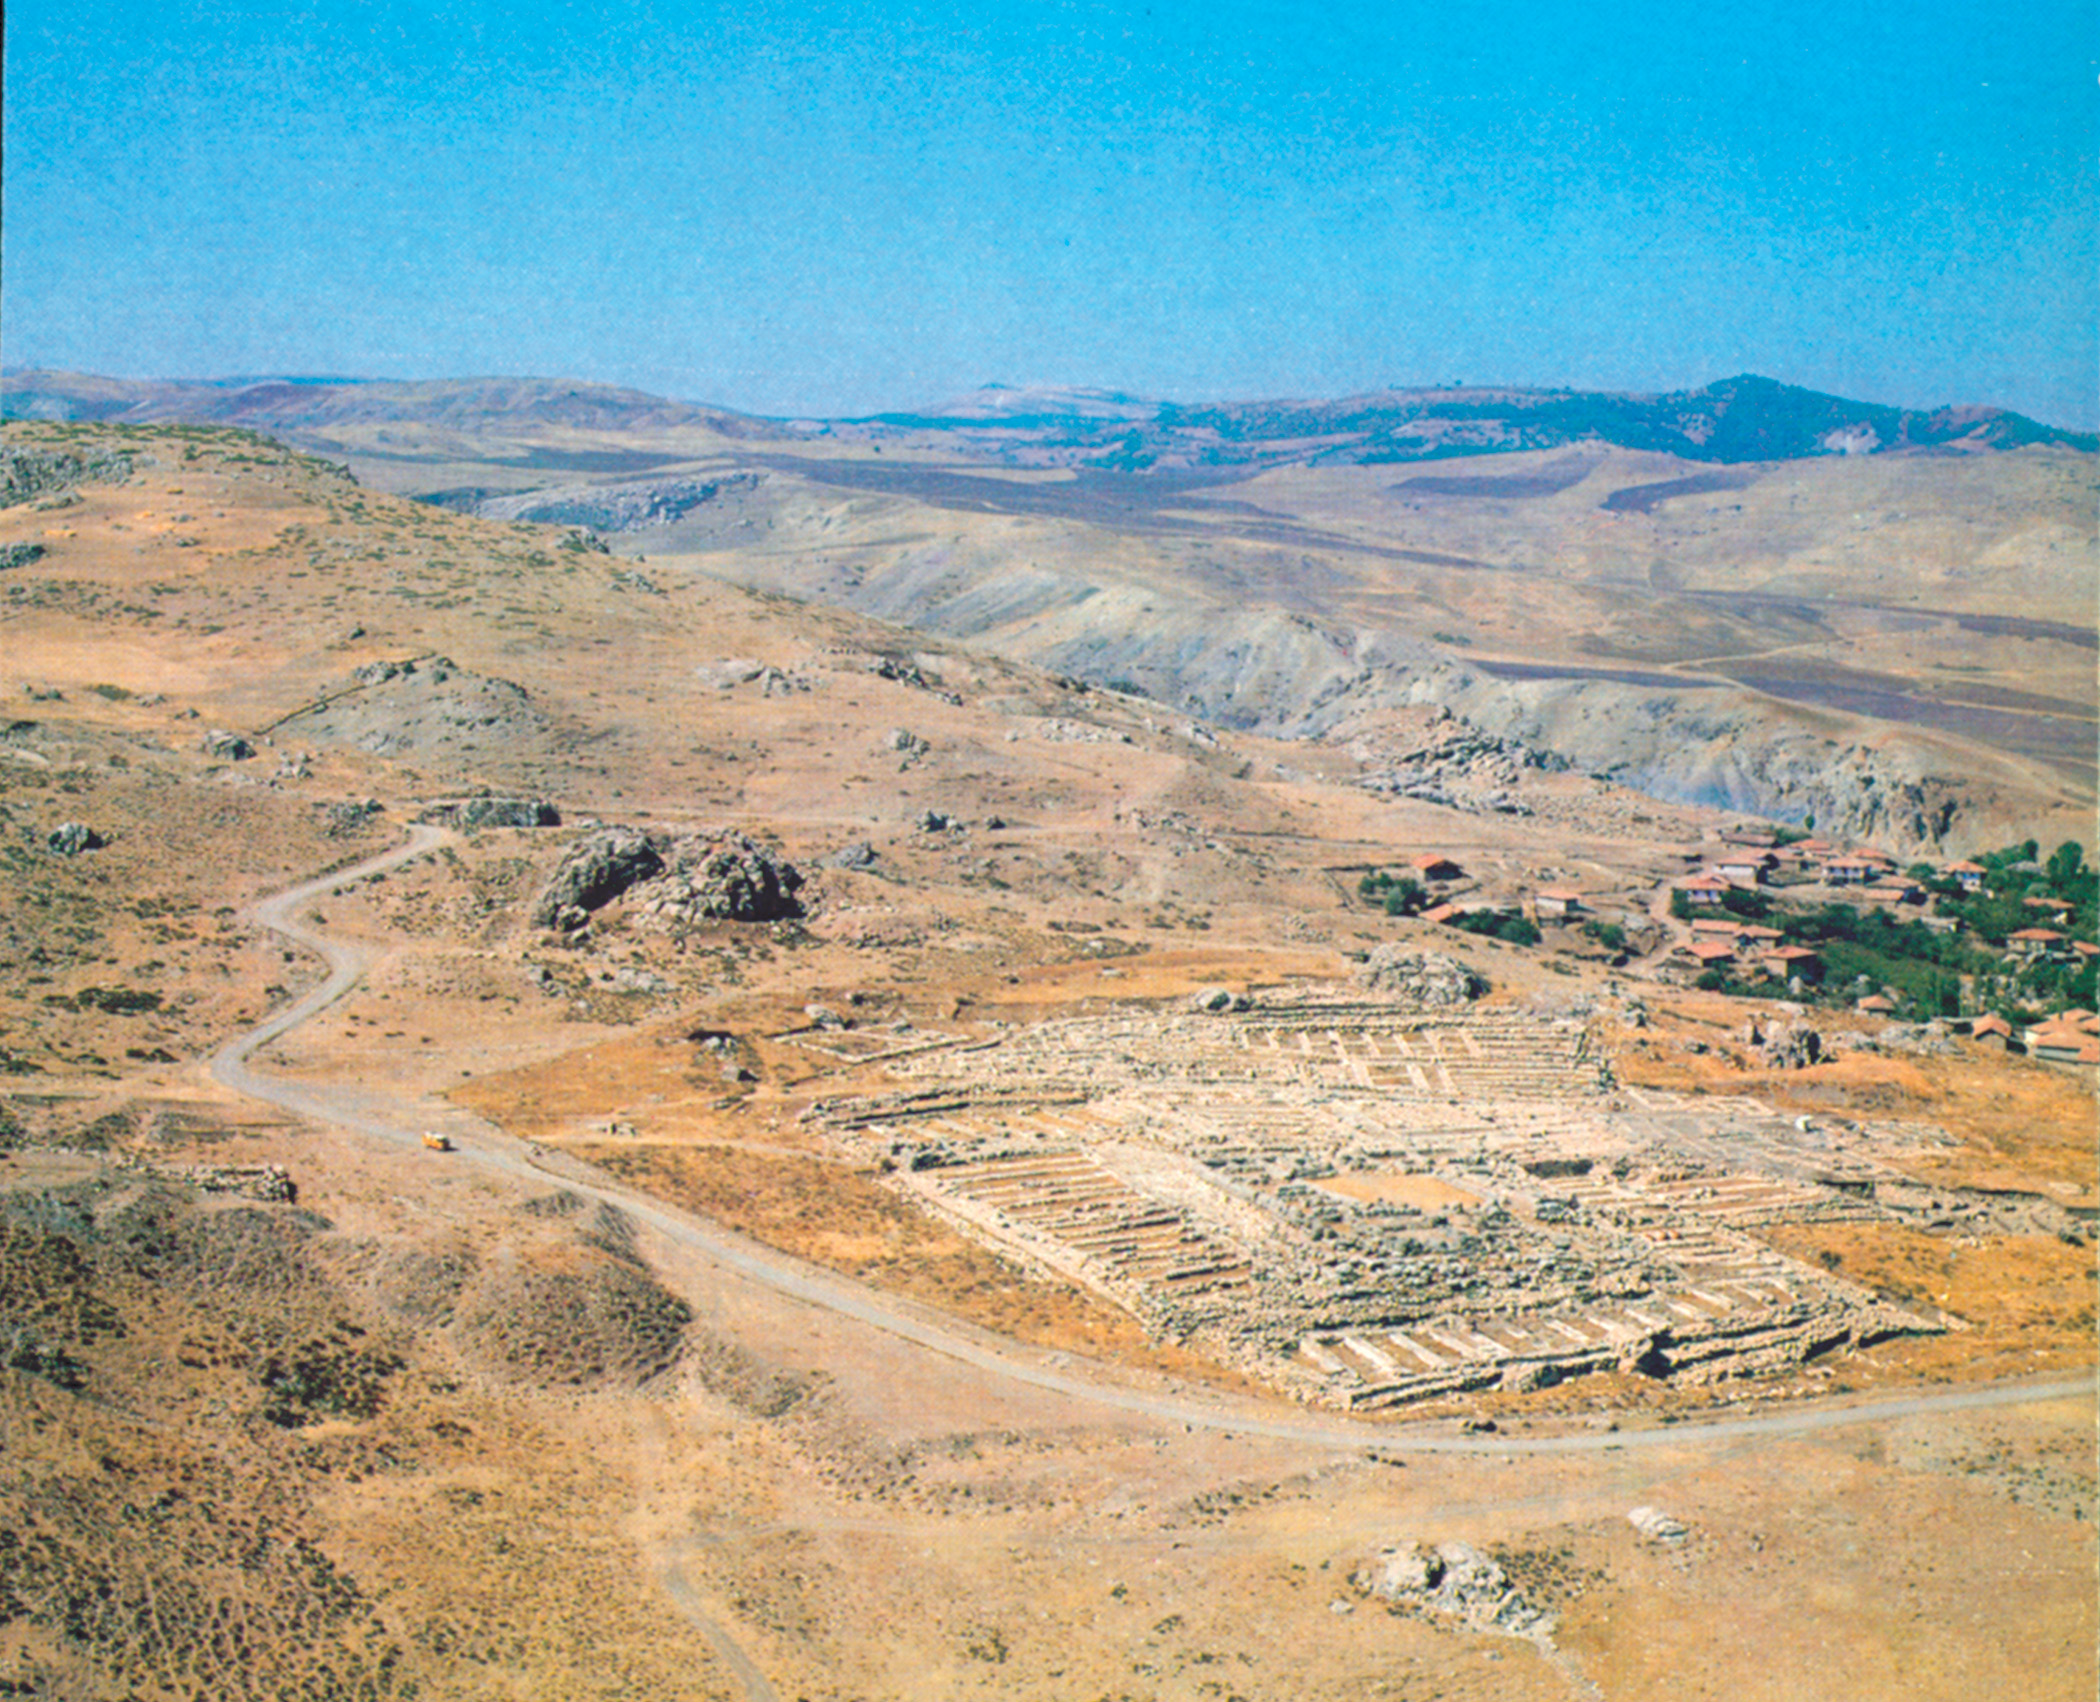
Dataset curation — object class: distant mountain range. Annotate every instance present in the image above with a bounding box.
[3,369,2091,470]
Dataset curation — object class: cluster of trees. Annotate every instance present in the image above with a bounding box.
[1357,870,1426,916]
[1673,836,2096,1015]
[1921,839,2096,946]
[1451,910,1541,947]
[1357,869,1541,944]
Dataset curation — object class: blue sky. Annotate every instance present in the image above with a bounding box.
[5,0,2095,424]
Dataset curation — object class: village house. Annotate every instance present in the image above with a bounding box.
[1410,853,1465,883]
[1856,992,1899,1015]
[1677,872,1731,907]
[1420,901,1468,926]
[2022,895,2075,924]
[1919,914,1963,936]
[1822,855,1876,885]
[2008,927,2069,960]
[1534,887,1585,920]
[1681,939,1737,968]
[1968,1012,2014,1048]
[1945,860,1988,892]
[1861,878,1926,906]
[2025,1013,2100,1066]
[1713,853,1772,886]
[1760,944,1824,984]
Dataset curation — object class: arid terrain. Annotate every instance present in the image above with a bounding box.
[10,370,2094,853]
[0,415,2091,1700]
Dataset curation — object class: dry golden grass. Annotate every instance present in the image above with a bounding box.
[577,1140,1257,1392]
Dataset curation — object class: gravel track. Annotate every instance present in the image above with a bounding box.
[214,827,2095,1464]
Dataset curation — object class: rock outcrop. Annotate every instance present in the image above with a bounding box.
[0,447,134,508]
[1352,1541,1555,1639]
[532,828,665,927]
[1744,1019,1824,1069]
[278,656,547,761]
[534,827,804,930]
[630,833,805,927]
[421,797,560,831]
[201,730,256,760]
[45,822,104,856]
[1357,947,1488,1006]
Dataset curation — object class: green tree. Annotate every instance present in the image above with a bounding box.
[1382,877,1425,917]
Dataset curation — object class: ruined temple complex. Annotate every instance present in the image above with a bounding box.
[793,988,2073,1408]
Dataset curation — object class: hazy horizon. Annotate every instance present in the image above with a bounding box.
[5,1,2094,427]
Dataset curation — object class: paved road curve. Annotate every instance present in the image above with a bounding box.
[216,829,2094,1463]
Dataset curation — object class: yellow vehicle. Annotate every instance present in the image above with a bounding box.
[421,1131,453,1152]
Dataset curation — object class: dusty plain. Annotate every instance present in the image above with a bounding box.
[0,420,2091,1700]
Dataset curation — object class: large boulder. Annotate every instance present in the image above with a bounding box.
[534,827,804,931]
[532,828,665,927]
[1357,946,1488,1006]
[46,822,104,856]
[1757,1022,1824,1070]
[202,729,256,761]
[640,834,805,925]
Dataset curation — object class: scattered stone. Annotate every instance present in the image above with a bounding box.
[0,446,133,507]
[871,655,962,705]
[421,796,561,830]
[1755,1021,1824,1070]
[604,965,670,996]
[805,1004,845,1029]
[1191,987,1252,1013]
[826,840,879,869]
[1357,946,1489,1006]
[1627,1505,1689,1543]
[45,822,104,856]
[1353,1541,1554,1638]
[202,729,256,761]
[916,809,956,833]
[695,657,809,695]
[322,798,385,836]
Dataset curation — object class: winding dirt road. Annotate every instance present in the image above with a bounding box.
[214,828,2093,1464]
